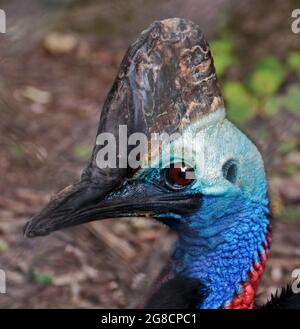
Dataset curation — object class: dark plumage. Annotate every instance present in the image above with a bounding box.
[262,284,300,309]
[145,276,207,309]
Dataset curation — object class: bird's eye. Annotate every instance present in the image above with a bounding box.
[164,163,195,189]
[222,160,238,184]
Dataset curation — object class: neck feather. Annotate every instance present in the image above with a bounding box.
[172,197,271,309]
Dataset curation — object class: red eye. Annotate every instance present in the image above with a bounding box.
[164,163,195,189]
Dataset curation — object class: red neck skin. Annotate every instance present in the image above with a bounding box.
[226,226,272,309]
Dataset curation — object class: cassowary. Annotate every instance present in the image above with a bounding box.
[24,18,300,309]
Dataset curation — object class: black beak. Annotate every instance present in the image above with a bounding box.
[23,180,110,237]
[24,178,200,238]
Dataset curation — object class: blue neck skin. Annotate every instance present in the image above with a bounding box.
[161,193,270,309]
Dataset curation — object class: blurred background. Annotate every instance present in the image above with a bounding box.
[0,0,299,308]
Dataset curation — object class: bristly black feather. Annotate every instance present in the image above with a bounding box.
[262,283,300,309]
[144,275,208,309]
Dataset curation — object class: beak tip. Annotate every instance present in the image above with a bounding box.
[23,221,34,238]
[23,220,50,238]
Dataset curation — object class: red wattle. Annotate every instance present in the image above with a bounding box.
[226,227,272,309]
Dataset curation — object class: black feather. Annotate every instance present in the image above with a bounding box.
[145,275,208,309]
[262,283,300,309]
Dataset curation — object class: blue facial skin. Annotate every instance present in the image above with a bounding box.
[135,117,270,309]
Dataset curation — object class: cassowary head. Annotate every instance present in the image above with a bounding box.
[25,18,271,309]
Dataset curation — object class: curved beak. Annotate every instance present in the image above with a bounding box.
[24,179,200,238]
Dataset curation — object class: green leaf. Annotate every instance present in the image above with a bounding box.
[223,82,256,126]
[285,163,298,176]
[32,271,54,286]
[263,96,281,116]
[279,206,300,222]
[280,85,300,117]
[248,56,286,96]
[73,144,91,160]
[287,52,300,73]
[0,239,9,252]
[210,38,235,77]
[263,85,300,117]
[278,141,297,155]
